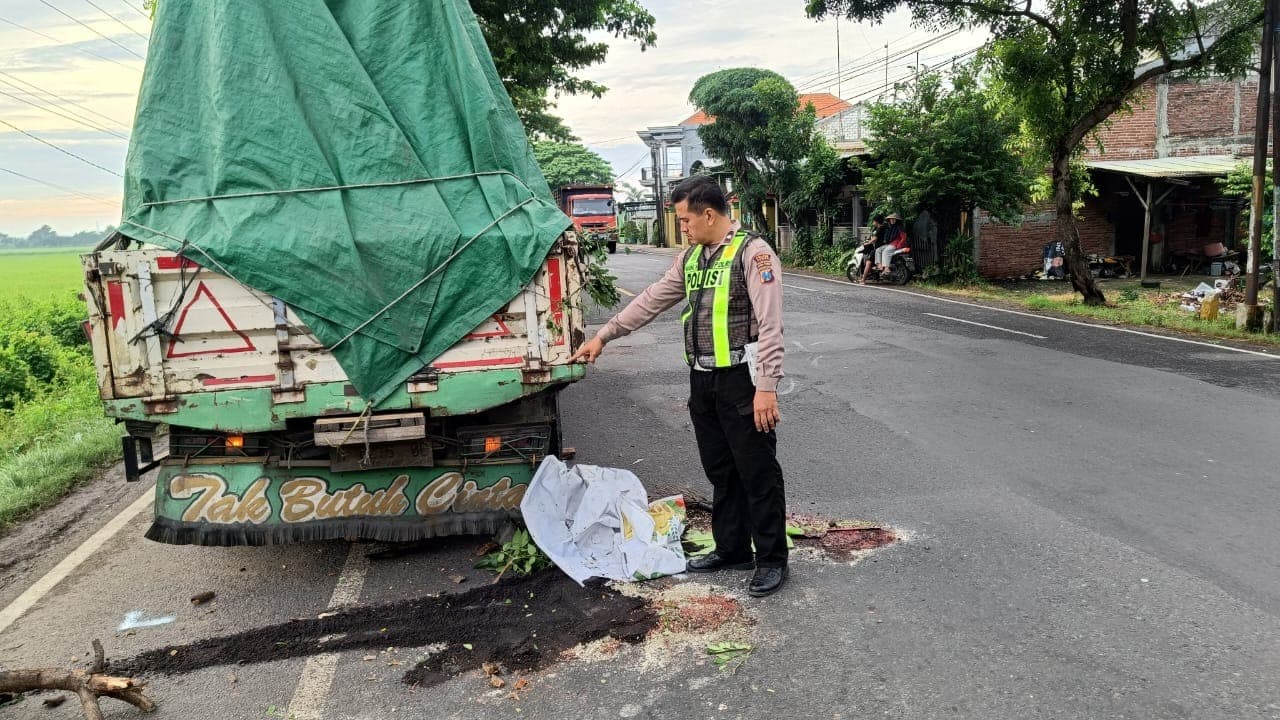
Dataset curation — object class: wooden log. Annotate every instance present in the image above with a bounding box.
[0,641,155,718]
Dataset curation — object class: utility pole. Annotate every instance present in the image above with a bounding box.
[835,14,842,99]
[1272,0,1280,331]
[650,145,666,247]
[1243,0,1276,331]
[884,43,889,90]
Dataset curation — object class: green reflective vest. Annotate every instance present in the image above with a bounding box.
[681,231,748,367]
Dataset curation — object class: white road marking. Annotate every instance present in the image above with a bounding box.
[789,273,1280,360]
[0,487,153,635]
[783,283,819,292]
[618,286,636,298]
[923,313,1049,339]
[286,544,370,720]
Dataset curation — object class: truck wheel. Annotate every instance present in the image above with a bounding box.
[607,241,617,254]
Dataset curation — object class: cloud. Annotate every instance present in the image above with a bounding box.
[0,194,120,236]
[12,35,146,67]
[0,0,982,231]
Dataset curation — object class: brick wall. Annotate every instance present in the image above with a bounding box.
[976,198,1113,278]
[1087,84,1158,161]
[1167,81,1236,138]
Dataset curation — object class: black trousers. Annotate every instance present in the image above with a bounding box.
[688,364,787,567]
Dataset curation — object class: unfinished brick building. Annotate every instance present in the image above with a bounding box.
[973,73,1260,278]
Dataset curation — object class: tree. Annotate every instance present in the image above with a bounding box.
[689,69,814,232]
[472,0,656,141]
[794,135,848,247]
[807,0,1262,305]
[1217,161,1271,258]
[28,225,58,247]
[616,181,650,201]
[531,141,614,189]
[862,65,1030,252]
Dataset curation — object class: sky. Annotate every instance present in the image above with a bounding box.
[0,0,982,237]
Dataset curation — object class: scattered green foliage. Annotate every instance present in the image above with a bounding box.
[578,235,621,309]
[476,529,553,577]
[706,642,753,672]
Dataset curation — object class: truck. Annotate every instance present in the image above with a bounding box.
[555,184,619,254]
[81,0,587,546]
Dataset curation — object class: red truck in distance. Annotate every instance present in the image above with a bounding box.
[555,184,618,254]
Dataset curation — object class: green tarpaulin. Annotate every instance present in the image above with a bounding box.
[120,0,569,404]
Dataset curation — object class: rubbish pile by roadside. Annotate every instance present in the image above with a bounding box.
[1173,279,1238,319]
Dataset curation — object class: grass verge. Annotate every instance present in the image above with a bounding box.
[914,276,1280,347]
[0,363,119,527]
[0,295,121,529]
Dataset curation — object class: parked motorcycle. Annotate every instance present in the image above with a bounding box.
[846,243,914,285]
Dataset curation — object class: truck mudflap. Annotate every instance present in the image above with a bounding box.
[146,461,532,546]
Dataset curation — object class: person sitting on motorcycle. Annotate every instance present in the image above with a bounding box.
[858,214,887,284]
[875,213,908,272]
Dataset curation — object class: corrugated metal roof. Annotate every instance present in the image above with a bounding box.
[1084,155,1242,178]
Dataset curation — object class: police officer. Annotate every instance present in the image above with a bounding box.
[570,175,788,597]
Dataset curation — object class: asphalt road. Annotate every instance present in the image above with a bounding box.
[4,247,1280,719]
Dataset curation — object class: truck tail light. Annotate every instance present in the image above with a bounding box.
[458,424,551,463]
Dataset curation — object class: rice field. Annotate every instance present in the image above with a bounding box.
[0,248,87,301]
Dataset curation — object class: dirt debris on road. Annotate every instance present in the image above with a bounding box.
[113,570,656,688]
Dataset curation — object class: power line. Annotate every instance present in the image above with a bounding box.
[35,0,145,60]
[808,43,983,102]
[0,71,131,135]
[81,0,147,40]
[796,29,962,93]
[0,165,119,207]
[614,151,650,180]
[840,47,981,105]
[0,15,139,71]
[797,30,960,94]
[119,0,149,19]
[793,26,931,90]
[582,134,639,146]
[0,87,129,140]
[0,118,122,177]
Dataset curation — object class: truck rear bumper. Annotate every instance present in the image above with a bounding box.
[146,459,534,546]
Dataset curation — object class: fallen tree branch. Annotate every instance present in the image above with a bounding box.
[0,641,155,719]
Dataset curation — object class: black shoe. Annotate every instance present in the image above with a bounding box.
[748,565,788,597]
[686,552,755,573]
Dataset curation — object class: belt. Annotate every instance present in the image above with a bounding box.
[690,348,746,371]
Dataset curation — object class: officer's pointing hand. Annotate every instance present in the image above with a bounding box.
[570,337,605,364]
[754,390,780,433]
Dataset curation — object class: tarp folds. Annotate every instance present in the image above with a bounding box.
[120,0,569,403]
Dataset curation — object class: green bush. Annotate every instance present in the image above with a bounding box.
[0,291,120,526]
[4,329,64,385]
[791,226,816,266]
[0,347,34,410]
[0,295,88,349]
[936,233,981,284]
[835,229,860,251]
[619,220,645,243]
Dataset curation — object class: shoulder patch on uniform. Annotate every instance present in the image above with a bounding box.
[752,252,775,283]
